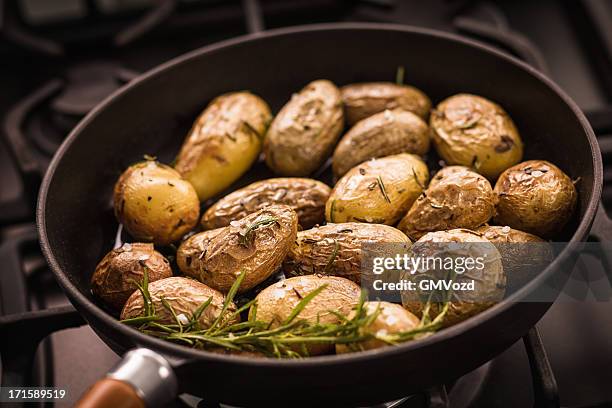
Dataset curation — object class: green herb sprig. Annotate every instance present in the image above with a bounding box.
[121,269,450,358]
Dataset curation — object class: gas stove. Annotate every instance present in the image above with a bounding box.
[1,1,611,407]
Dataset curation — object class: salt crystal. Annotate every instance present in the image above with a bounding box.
[177,314,189,325]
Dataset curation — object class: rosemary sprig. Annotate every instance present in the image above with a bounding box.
[239,216,278,246]
[121,263,451,358]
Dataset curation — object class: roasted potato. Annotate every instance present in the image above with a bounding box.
[91,243,172,310]
[332,109,430,178]
[252,275,361,354]
[283,222,411,283]
[341,82,431,126]
[264,80,343,176]
[493,160,577,237]
[177,205,298,293]
[174,92,272,200]
[336,301,420,353]
[401,229,506,328]
[121,277,238,329]
[430,93,523,180]
[114,160,200,246]
[200,178,331,230]
[398,166,497,240]
[326,153,429,225]
[476,225,552,293]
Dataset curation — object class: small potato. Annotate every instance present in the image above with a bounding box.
[91,243,172,310]
[398,166,497,241]
[283,222,411,283]
[493,160,577,237]
[401,229,506,328]
[174,92,272,201]
[476,225,552,293]
[264,80,343,176]
[341,82,431,126]
[252,275,361,355]
[326,153,429,225]
[336,302,420,353]
[332,109,430,178]
[121,277,238,329]
[430,93,523,180]
[200,178,331,230]
[114,160,200,246]
[177,205,298,293]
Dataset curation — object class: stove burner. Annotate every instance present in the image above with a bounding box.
[51,62,138,118]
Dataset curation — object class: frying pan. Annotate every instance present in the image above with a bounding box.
[37,23,604,407]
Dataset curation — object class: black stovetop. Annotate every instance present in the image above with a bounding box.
[1,1,611,407]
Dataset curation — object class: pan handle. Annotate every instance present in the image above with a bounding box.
[588,202,612,284]
[75,348,178,408]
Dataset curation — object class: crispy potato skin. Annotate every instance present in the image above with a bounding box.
[476,225,552,293]
[398,166,497,241]
[200,178,331,230]
[283,222,410,283]
[91,243,172,310]
[341,82,431,126]
[401,229,506,328]
[177,205,298,293]
[252,275,361,354]
[176,228,224,280]
[430,94,523,180]
[113,161,200,246]
[121,277,238,328]
[336,301,420,353]
[174,92,272,200]
[332,109,430,178]
[264,80,344,176]
[326,153,429,225]
[493,160,577,237]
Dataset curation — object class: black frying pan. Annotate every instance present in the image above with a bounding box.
[37,23,603,407]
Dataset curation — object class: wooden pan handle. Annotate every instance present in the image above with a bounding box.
[75,378,144,408]
[75,348,178,408]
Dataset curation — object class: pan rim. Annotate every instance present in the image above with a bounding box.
[37,22,602,368]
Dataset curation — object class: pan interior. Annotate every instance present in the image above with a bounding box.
[41,25,598,350]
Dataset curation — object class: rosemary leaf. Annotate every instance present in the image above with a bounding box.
[283,284,328,325]
[239,216,278,246]
[377,176,391,203]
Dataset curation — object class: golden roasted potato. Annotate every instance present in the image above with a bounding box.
[336,301,420,353]
[177,205,298,293]
[401,229,506,328]
[200,178,331,230]
[113,160,200,246]
[326,153,429,225]
[174,92,272,200]
[283,222,411,283]
[476,225,552,293]
[121,277,238,329]
[398,166,497,240]
[430,93,523,180]
[251,275,361,355]
[91,243,172,310]
[341,82,431,126]
[264,80,343,176]
[493,160,577,237]
[332,109,430,178]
